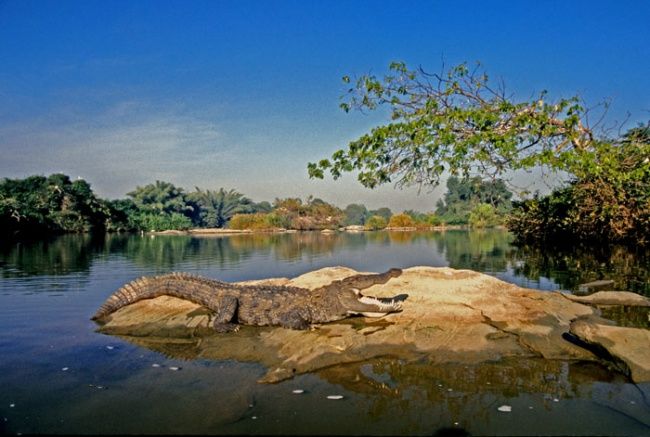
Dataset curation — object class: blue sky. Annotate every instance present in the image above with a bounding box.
[1,0,648,211]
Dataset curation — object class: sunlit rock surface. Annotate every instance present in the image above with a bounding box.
[570,319,650,382]
[96,266,650,383]
[564,291,650,306]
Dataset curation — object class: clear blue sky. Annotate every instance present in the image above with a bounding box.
[1,0,648,211]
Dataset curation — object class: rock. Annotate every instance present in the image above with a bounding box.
[577,280,615,294]
[97,266,650,383]
[569,319,650,383]
[343,225,366,232]
[563,291,650,307]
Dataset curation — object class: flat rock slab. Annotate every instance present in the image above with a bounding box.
[578,280,616,294]
[570,319,650,382]
[96,266,649,383]
[564,291,650,307]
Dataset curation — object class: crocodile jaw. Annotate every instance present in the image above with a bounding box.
[344,289,403,316]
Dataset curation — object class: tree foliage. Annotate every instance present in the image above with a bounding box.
[127,181,191,215]
[0,174,110,237]
[369,207,393,222]
[365,215,387,230]
[468,203,500,228]
[343,203,370,225]
[309,61,596,188]
[508,124,650,245]
[308,61,649,244]
[388,213,415,228]
[435,176,512,224]
[187,187,255,228]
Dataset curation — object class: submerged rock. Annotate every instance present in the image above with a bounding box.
[95,266,650,383]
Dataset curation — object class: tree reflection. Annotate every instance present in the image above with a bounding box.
[2,231,648,297]
[507,244,650,295]
[0,233,106,277]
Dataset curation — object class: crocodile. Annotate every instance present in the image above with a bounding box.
[92,268,406,332]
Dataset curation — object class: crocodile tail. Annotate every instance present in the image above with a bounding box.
[91,272,199,321]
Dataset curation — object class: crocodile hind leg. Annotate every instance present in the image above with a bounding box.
[212,296,240,333]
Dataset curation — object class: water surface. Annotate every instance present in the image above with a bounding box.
[1,230,648,435]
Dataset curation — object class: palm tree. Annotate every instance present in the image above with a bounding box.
[189,187,254,228]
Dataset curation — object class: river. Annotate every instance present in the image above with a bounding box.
[0,229,648,435]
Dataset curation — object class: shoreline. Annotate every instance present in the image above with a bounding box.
[150,225,470,236]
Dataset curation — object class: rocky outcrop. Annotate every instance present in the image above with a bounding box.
[96,266,650,383]
[569,319,650,382]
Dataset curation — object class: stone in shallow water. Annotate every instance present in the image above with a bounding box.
[564,291,650,307]
[577,280,615,294]
[570,319,650,383]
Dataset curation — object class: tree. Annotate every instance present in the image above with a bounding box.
[127,181,191,215]
[307,61,649,244]
[365,215,387,230]
[308,61,598,188]
[507,124,650,244]
[343,203,369,225]
[388,213,415,228]
[369,207,392,222]
[468,203,500,228]
[187,187,254,228]
[0,173,110,236]
[436,176,512,224]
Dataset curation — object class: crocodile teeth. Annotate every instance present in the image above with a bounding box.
[359,296,402,312]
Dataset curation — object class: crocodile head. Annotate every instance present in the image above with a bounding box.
[339,288,406,317]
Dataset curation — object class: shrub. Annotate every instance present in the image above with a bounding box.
[228,213,274,230]
[133,212,192,231]
[365,215,387,230]
[388,213,415,228]
[468,203,500,228]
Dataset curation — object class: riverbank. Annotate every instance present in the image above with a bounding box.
[150,224,469,236]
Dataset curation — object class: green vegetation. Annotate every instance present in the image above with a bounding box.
[0,172,452,238]
[468,203,500,228]
[388,213,415,228]
[342,204,394,226]
[435,176,512,225]
[308,61,649,245]
[0,173,110,237]
[507,124,650,245]
[364,215,387,230]
[229,213,277,230]
[186,187,258,228]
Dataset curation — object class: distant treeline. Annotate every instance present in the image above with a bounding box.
[0,174,512,239]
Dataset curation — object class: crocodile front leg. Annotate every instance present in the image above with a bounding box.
[212,295,240,333]
[278,309,310,330]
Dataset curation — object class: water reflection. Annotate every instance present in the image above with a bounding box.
[0,233,105,277]
[1,230,648,296]
[507,243,650,294]
[316,358,650,434]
